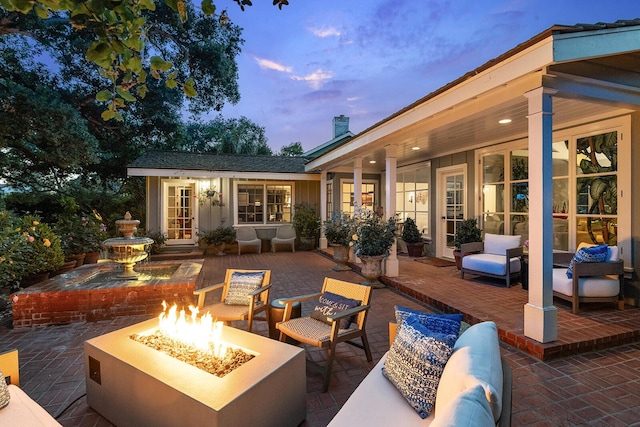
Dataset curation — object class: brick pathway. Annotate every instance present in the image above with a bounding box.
[0,251,639,426]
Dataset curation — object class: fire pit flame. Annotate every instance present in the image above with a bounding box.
[157,301,227,358]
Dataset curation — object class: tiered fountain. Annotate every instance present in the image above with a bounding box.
[102,212,154,278]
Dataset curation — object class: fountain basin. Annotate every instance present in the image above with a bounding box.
[11,260,203,328]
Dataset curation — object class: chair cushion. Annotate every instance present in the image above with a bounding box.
[552,268,620,297]
[224,271,265,305]
[394,305,463,337]
[310,291,361,328]
[462,254,521,276]
[277,317,354,346]
[431,384,496,427]
[566,244,608,278]
[436,321,503,422]
[483,233,521,255]
[382,314,457,419]
[578,243,619,262]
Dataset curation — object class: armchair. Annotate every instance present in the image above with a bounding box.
[461,233,523,288]
[193,269,272,332]
[271,224,296,253]
[552,246,624,314]
[236,227,262,255]
[276,277,372,392]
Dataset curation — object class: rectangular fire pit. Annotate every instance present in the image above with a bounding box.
[84,318,306,427]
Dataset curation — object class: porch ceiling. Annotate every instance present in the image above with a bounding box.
[311,51,640,175]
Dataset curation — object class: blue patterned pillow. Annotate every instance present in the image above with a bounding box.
[225,272,265,305]
[566,244,608,278]
[310,291,361,328]
[382,314,457,418]
[395,305,463,337]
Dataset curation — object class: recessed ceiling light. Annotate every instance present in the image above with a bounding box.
[498,119,512,124]
[412,146,420,151]
[369,160,376,164]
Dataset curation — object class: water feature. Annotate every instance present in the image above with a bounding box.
[102,212,154,278]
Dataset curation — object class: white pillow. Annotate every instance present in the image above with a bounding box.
[483,233,521,256]
[435,321,503,421]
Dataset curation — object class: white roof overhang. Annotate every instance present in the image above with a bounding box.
[127,168,320,181]
[306,24,640,174]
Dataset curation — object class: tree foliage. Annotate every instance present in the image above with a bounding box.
[0,0,290,119]
[185,116,272,155]
[278,141,304,156]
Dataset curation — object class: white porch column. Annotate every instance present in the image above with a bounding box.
[385,145,399,277]
[524,87,558,343]
[320,170,328,249]
[353,157,363,263]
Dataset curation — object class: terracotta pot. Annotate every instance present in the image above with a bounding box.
[331,245,351,271]
[84,251,100,264]
[359,254,386,288]
[406,242,424,257]
[454,250,462,270]
[65,253,86,267]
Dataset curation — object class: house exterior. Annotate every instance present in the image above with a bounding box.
[129,19,640,343]
[127,151,321,245]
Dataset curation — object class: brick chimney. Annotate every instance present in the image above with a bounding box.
[333,115,349,138]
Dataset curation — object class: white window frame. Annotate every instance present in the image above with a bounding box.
[475,115,631,265]
[233,181,295,227]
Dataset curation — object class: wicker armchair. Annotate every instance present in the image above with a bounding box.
[276,277,372,392]
[194,269,272,332]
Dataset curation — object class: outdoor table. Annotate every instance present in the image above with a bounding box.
[268,299,301,343]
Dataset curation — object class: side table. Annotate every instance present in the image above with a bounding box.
[268,299,301,343]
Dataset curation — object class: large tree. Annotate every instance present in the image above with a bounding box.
[0,1,246,190]
[0,0,290,118]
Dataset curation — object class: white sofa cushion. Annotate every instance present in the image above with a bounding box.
[430,384,495,427]
[552,268,620,297]
[435,321,503,422]
[462,254,521,275]
[327,354,436,427]
[1,385,62,427]
[483,233,521,256]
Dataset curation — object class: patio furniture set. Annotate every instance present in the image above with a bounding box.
[458,233,624,314]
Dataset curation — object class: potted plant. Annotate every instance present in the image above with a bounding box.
[401,217,424,257]
[453,218,482,270]
[351,206,398,287]
[197,225,236,256]
[145,229,168,255]
[324,212,356,271]
[293,203,320,250]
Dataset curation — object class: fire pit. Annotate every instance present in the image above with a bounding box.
[84,317,306,427]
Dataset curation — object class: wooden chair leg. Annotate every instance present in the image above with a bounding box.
[323,344,337,393]
[361,334,372,362]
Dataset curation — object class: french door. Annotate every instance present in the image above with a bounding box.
[163,181,197,245]
[437,165,467,259]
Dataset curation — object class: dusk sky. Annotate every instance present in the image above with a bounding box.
[204,1,639,153]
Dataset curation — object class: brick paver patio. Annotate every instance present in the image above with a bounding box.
[1,250,639,426]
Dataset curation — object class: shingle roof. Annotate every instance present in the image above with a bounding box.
[128,150,314,174]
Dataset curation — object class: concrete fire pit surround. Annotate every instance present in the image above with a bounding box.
[84,318,307,427]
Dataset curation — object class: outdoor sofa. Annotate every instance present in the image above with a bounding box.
[329,319,511,427]
[0,349,62,426]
